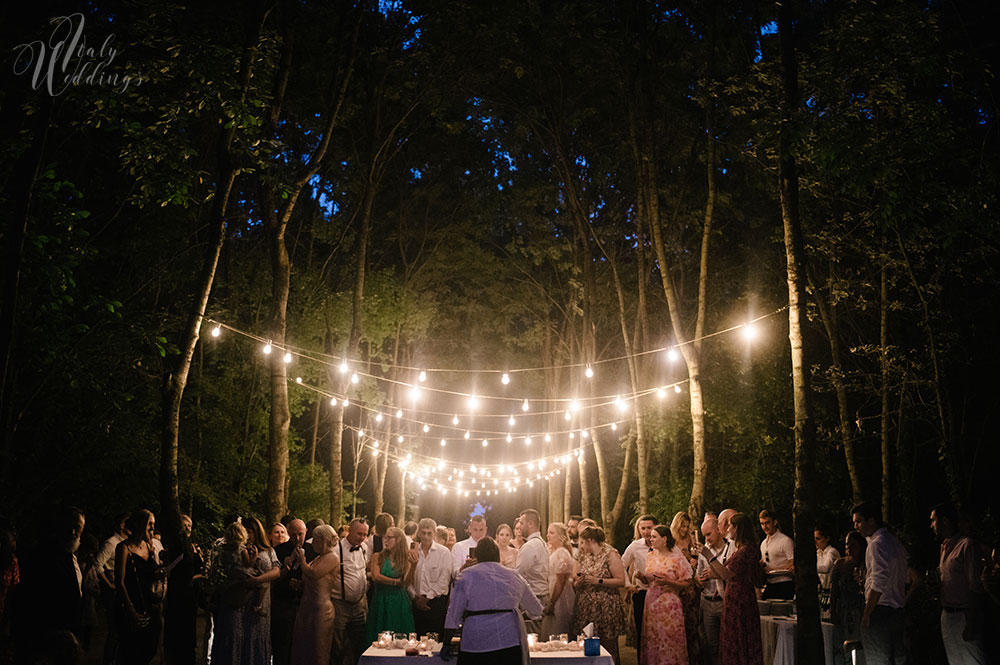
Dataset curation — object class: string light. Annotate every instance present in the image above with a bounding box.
[674,385,682,393]
[263,343,272,355]
[468,395,479,410]
[396,409,403,418]
[464,431,470,440]
[742,323,758,341]
[295,377,302,384]
[501,372,510,385]
[423,424,430,433]
[409,386,421,400]
[339,361,348,373]
[211,326,221,338]
[522,399,530,412]
[375,412,383,422]
[452,415,460,425]
[418,370,427,382]
[657,386,667,398]
[506,433,512,443]
[440,439,446,447]
[284,352,293,364]
[667,348,679,362]
[585,365,593,378]
[351,373,359,384]
[508,415,516,426]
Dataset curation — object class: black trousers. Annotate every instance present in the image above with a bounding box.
[761,580,795,600]
[632,590,646,661]
[413,595,449,637]
[458,645,522,665]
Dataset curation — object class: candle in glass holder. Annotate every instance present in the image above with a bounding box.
[527,634,537,650]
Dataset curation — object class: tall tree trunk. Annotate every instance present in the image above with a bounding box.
[879,233,892,521]
[777,5,824,663]
[809,262,863,502]
[161,13,265,528]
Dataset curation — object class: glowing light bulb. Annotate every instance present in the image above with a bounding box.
[376,412,383,422]
[358,429,365,437]
[657,386,667,398]
[397,435,404,443]
[506,434,512,443]
[295,377,302,383]
[508,415,515,426]
[569,432,575,440]
[564,411,571,421]
[330,398,337,406]
[674,385,682,394]
[525,436,532,446]
[471,465,477,474]
[437,461,445,470]
[372,450,379,457]
[569,399,580,412]
[422,424,430,433]
[211,326,221,338]
[339,361,348,373]
[452,415,459,425]
[263,343,272,355]
[501,372,510,385]
[544,434,551,442]
[468,395,479,410]
[611,422,618,431]
[615,395,627,412]
[521,399,529,412]
[351,373,359,384]
[284,352,293,364]
[464,430,470,440]
[409,386,421,400]
[396,409,403,418]
[582,430,589,439]
[585,365,593,378]
[440,439,447,447]
[742,323,758,341]
[342,398,350,407]
[482,439,489,447]
[418,370,427,382]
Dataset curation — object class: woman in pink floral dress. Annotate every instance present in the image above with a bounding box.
[639,525,693,665]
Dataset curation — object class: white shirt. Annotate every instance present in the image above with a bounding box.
[444,562,543,652]
[95,533,124,577]
[864,527,907,609]
[622,539,652,590]
[816,545,841,589]
[516,532,550,598]
[452,536,481,576]
[939,536,984,609]
[695,539,730,599]
[761,530,795,583]
[333,539,369,603]
[410,541,452,600]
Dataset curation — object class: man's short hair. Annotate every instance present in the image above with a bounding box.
[758,509,775,520]
[349,517,368,528]
[404,520,419,536]
[568,515,583,523]
[418,517,437,532]
[473,536,500,563]
[932,502,960,526]
[520,509,540,527]
[851,502,881,525]
[636,514,657,525]
[469,514,486,524]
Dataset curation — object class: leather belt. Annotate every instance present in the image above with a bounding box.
[703,595,722,602]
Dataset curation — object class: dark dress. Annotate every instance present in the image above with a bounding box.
[117,550,161,665]
[162,544,203,665]
[209,545,252,665]
[830,559,865,665]
[719,545,764,665]
[366,557,415,643]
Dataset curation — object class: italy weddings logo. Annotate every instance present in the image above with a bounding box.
[11,13,143,96]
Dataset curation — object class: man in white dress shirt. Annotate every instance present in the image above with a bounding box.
[931,502,986,665]
[441,537,543,664]
[408,517,452,636]
[759,509,795,599]
[622,514,656,663]
[332,518,370,665]
[696,517,730,665]
[452,514,488,575]
[515,508,550,635]
[852,502,908,665]
[95,513,129,665]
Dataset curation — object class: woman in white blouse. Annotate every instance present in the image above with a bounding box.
[541,522,575,636]
[814,528,841,589]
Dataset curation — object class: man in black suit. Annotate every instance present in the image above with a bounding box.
[271,519,314,665]
[14,506,87,661]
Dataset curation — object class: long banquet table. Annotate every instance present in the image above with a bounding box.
[359,645,614,665]
[759,615,836,665]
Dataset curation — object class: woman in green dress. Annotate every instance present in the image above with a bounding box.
[366,526,416,642]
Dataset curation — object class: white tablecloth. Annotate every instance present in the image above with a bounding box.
[359,645,613,665]
[759,615,835,665]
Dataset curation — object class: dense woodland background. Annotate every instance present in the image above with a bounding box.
[1,0,997,569]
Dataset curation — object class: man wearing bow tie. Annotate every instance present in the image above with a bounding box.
[622,514,656,663]
[333,518,370,665]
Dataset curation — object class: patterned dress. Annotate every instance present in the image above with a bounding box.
[572,544,626,644]
[719,545,764,665]
[242,548,278,664]
[642,548,691,665]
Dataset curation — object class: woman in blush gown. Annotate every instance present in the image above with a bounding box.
[496,524,518,568]
[541,522,575,636]
[290,525,340,665]
[639,525,692,665]
[706,513,764,665]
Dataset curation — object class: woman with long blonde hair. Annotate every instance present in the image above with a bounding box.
[668,512,702,665]
[541,522,575,636]
[366,526,415,641]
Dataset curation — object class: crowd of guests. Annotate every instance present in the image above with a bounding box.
[0,500,997,665]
